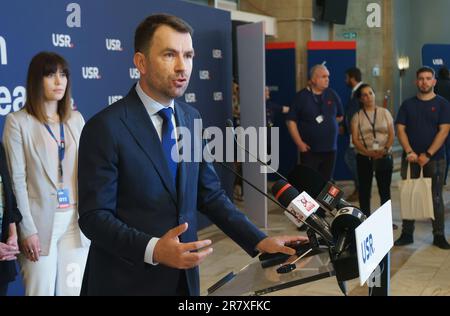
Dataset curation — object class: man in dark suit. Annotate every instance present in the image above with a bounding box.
[78,14,306,296]
[343,67,363,202]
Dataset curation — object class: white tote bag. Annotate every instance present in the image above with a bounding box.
[398,163,434,220]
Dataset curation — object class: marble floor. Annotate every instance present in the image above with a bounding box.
[198,170,450,296]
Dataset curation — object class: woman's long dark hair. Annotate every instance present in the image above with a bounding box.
[25,51,72,123]
[354,83,374,109]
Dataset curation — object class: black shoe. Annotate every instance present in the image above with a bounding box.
[433,235,450,249]
[394,233,413,246]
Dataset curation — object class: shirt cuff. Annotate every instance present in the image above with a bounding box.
[144,237,160,265]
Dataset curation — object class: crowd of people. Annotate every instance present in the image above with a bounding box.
[285,64,450,250]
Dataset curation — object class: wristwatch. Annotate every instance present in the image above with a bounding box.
[425,151,433,159]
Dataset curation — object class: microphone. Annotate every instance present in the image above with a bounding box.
[331,206,366,282]
[271,179,334,244]
[225,119,288,181]
[332,207,366,256]
[202,128,332,247]
[286,164,367,283]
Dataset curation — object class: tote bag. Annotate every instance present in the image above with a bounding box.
[398,163,434,220]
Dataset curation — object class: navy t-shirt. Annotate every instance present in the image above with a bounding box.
[395,95,450,160]
[286,88,343,152]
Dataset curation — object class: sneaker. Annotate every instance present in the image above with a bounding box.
[433,235,450,249]
[394,233,413,246]
[347,190,359,202]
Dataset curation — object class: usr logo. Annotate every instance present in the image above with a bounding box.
[106,39,123,51]
[82,67,101,80]
[129,68,140,79]
[52,34,74,48]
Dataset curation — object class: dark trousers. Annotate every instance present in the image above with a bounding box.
[356,154,393,218]
[176,270,189,296]
[400,158,446,237]
[0,282,8,296]
[300,151,336,181]
[345,147,359,189]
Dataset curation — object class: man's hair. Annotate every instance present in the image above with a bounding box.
[309,64,328,80]
[438,66,450,80]
[134,13,193,54]
[416,66,436,78]
[345,67,362,82]
[25,51,72,123]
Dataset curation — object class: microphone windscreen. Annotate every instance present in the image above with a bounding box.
[271,180,300,208]
[287,164,327,198]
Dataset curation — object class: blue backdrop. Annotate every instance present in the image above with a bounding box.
[0,0,233,295]
[265,42,298,180]
[422,44,450,72]
[307,41,357,181]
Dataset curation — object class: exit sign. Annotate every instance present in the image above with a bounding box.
[343,32,357,40]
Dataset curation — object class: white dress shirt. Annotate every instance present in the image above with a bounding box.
[135,82,178,266]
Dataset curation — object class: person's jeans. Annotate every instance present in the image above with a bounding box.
[356,154,393,217]
[445,139,450,184]
[400,158,446,237]
[344,146,359,189]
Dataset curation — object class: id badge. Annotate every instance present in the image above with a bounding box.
[372,140,380,150]
[315,115,324,124]
[57,189,70,209]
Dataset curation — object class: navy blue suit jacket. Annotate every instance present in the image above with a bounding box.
[78,86,266,296]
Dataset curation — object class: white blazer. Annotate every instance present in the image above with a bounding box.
[2,109,89,255]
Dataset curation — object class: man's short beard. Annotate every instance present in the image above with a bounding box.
[419,87,433,94]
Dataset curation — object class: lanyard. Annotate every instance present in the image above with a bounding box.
[362,108,377,139]
[308,86,325,116]
[44,123,65,183]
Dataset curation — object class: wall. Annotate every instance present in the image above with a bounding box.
[239,0,314,91]
[334,0,395,113]
[393,0,450,111]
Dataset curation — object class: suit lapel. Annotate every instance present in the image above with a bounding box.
[65,117,79,149]
[174,103,191,211]
[120,88,178,205]
[29,115,58,189]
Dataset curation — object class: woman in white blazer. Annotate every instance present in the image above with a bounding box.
[2,52,89,296]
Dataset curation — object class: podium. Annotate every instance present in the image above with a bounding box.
[207,246,335,296]
[207,200,394,296]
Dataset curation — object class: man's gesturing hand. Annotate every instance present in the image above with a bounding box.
[256,235,309,255]
[153,223,213,269]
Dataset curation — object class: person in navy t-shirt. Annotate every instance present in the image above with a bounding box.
[395,66,450,249]
[286,64,344,182]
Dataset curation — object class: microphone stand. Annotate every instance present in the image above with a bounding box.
[205,123,351,295]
